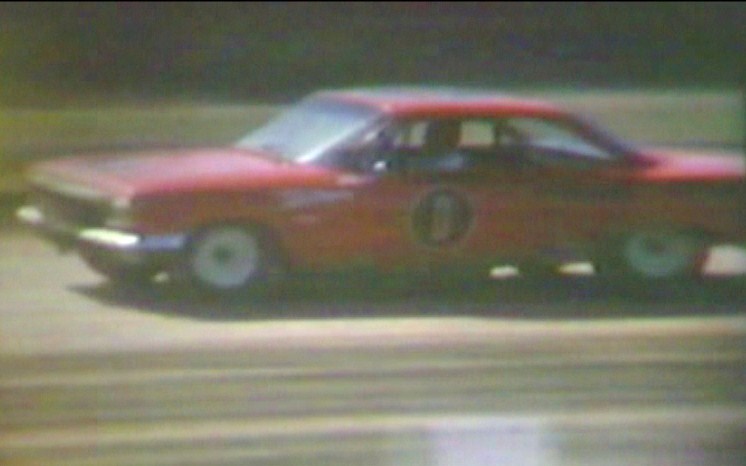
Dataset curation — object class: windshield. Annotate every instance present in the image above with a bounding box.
[235,97,381,163]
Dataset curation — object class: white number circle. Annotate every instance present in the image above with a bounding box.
[411,190,472,247]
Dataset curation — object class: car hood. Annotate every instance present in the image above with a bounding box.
[632,147,745,182]
[28,147,355,200]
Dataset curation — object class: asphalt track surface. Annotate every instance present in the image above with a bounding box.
[1,230,745,466]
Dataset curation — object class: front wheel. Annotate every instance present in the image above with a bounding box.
[183,225,278,296]
[596,230,708,280]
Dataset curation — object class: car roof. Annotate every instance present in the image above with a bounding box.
[313,86,566,117]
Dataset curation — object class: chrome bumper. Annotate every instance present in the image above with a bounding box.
[16,205,187,254]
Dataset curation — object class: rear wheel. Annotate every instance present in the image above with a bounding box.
[596,230,707,280]
[184,224,278,296]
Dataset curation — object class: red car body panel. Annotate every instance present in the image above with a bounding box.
[21,88,746,279]
[33,149,341,198]
[635,149,744,182]
[321,89,565,118]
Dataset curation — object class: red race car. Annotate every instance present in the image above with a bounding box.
[17,87,746,294]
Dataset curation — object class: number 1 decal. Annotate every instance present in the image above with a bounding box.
[411,189,473,248]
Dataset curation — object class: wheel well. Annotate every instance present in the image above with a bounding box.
[602,225,713,244]
[594,225,713,264]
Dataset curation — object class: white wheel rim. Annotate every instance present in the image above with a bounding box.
[623,232,697,278]
[191,227,260,289]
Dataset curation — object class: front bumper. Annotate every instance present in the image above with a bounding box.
[16,205,188,261]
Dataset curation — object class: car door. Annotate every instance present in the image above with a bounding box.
[344,117,543,272]
[339,118,471,271]
[494,115,633,257]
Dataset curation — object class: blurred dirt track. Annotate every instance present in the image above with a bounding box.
[1,232,745,465]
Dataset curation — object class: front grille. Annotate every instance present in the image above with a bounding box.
[31,187,110,230]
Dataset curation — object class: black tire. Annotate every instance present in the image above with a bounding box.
[183,224,280,296]
[595,230,707,280]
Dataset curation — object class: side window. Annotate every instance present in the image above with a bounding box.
[460,120,495,149]
[392,119,496,151]
[345,120,432,174]
[384,119,469,173]
[391,120,429,150]
[505,117,613,161]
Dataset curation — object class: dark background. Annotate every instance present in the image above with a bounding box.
[1,2,744,104]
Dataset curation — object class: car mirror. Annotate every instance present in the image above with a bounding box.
[371,157,402,175]
[372,159,391,173]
